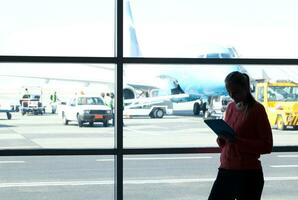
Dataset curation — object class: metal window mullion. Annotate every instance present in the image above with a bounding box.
[115,0,124,200]
[123,57,298,65]
[2,56,298,65]
[0,146,297,157]
[0,56,116,63]
[0,149,116,156]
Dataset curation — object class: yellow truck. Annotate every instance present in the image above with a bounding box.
[255,80,298,130]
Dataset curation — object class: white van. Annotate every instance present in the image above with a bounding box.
[60,96,112,127]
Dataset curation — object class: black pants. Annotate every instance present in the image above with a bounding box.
[208,168,264,200]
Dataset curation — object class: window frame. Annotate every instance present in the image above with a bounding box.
[1,1,298,200]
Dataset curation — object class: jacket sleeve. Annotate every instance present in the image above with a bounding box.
[236,104,273,154]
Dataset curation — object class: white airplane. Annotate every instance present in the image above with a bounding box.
[122,0,242,117]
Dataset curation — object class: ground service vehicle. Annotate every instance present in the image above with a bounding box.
[0,101,16,119]
[60,96,112,127]
[20,94,45,115]
[193,99,207,116]
[124,98,173,118]
[255,80,298,130]
[168,94,205,116]
[204,96,232,119]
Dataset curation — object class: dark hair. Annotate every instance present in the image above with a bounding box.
[225,71,256,109]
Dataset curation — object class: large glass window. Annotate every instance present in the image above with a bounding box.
[123,154,218,200]
[0,0,114,56]
[124,0,298,58]
[124,64,298,147]
[0,156,114,200]
[0,64,115,149]
[1,1,298,200]
[123,153,298,200]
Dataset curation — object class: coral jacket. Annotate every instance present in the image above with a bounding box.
[218,101,273,170]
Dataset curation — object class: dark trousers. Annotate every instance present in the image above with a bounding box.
[208,168,264,200]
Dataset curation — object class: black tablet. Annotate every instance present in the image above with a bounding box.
[204,119,235,139]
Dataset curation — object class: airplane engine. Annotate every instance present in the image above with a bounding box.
[123,86,135,100]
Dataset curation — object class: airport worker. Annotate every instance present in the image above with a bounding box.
[122,97,125,127]
[104,93,112,125]
[109,93,115,109]
[50,91,57,103]
[110,92,115,126]
[100,92,105,99]
[50,91,58,114]
[208,71,273,200]
[104,93,111,107]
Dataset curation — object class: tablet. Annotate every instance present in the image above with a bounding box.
[204,119,235,139]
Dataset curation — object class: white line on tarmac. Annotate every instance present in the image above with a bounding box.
[0,134,25,140]
[124,127,210,133]
[0,146,40,149]
[265,177,298,181]
[96,156,212,162]
[0,161,25,164]
[0,177,298,188]
[0,180,112,188]
[270,165,298,168]
[277,155,298,158]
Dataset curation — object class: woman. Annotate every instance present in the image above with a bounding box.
[208,71,273,200]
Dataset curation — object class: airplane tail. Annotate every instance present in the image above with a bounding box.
[124,0,142,57]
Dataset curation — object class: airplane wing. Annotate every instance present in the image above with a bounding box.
[126,83,158,91]
[0,64,114,87]
[0,74,113,87]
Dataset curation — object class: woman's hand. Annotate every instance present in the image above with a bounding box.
[217,134,237,145]
[216,137,226,147]
[218,131,237,144]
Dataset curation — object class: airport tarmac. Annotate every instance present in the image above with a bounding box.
[0,113,298,200]
[0,153,297,200]
[0,112,298,149]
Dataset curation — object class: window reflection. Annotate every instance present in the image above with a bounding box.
[268,86,298,102]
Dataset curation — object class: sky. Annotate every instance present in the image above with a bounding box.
[1,0,298,57]
[129,0,298,58]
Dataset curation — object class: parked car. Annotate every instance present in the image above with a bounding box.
[60,95,112,127]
